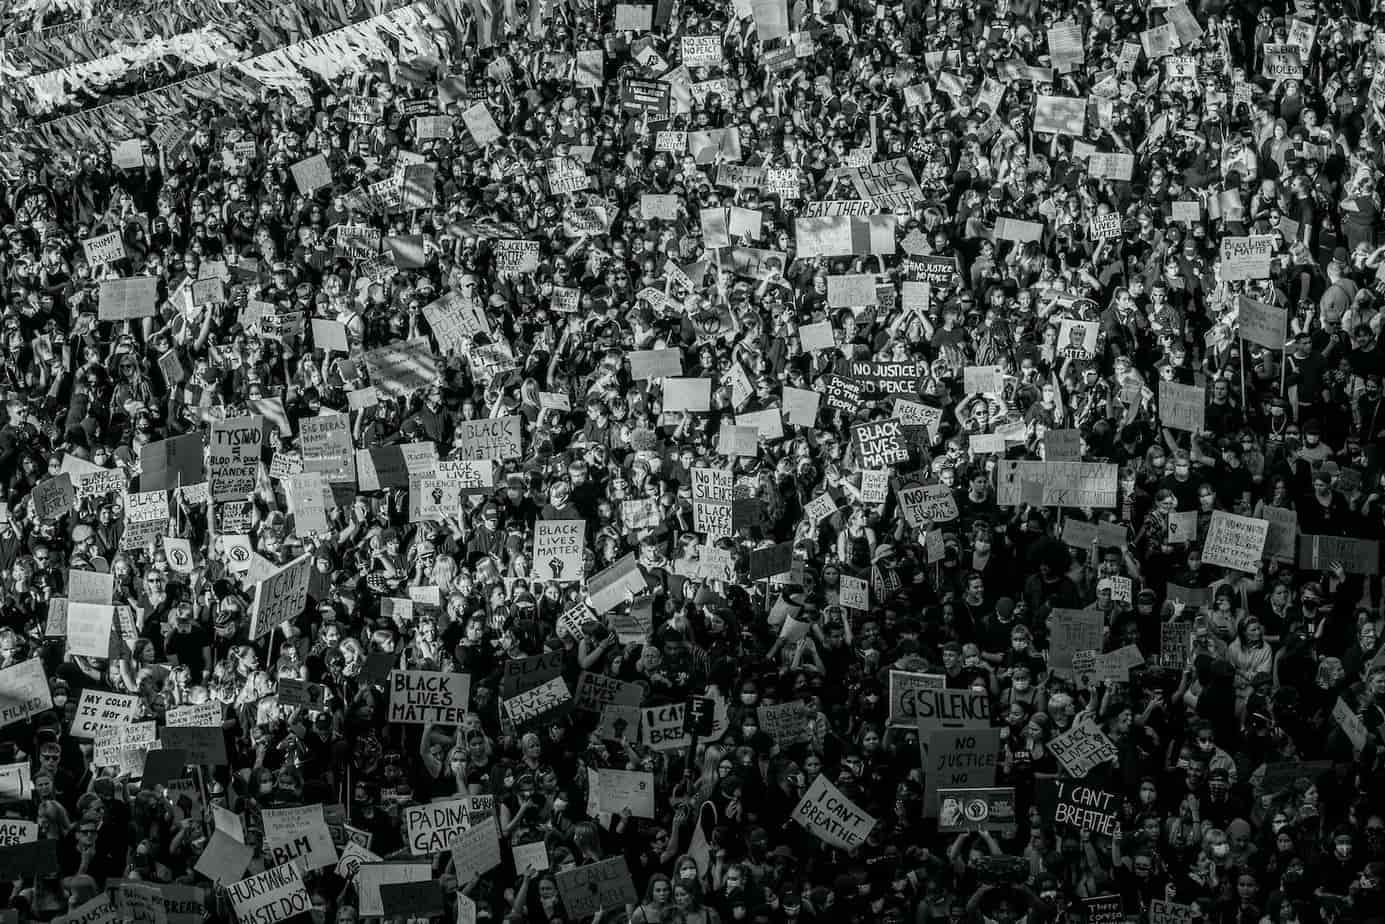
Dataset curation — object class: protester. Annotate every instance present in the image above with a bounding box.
[0,1,1384,924]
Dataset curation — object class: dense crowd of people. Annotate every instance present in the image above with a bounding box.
[1,0,1385,923]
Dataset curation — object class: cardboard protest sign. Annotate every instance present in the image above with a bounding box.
[66,603,114,658]
[209,417,263,503]
[1048,716,1119,777]
[448,825,504,881]
[225,861,308,923]
[1238,296,1287,349]
[1033,95,1086,134]
[362,340,439,399]
[792,776,877,849]
[1150,902,1196,924]
[83,232,125,266]
[291,154,332,194]
[573,673,644,713]
[907,687,992,735]
[887,670,946,728]
[357,861,433,917]
[262,805,337,871]
[0,659,51,729]
[996,461,1118,508]
[1220,236,1274,281]
[1262,506,1297,561]
[405,796,490,855]
[1158,381,1206,432]
[922,727,1002,816]
[532,520,586,583]
[250,555,311,639]
[1039,778,1121,835]
[454,417,523,461]
[897,483,959,527]
[503,675,574,729]
[642,703,691,751]
[597,769,656,817]
[555,858,638,918]
[389,670,470,724]
[98,276,158,320]
[1202,512,1269,573]
[587,554,647,614]
[1298,534,1379,574]
[140,433,204,492]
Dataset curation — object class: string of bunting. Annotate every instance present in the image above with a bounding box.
[6,0,448,149]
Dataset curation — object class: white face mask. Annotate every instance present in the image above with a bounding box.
[1013,681,1030,692]
[1336,844,1352,858]
[1211,844,1230,858]
[681,870,697,882]
[553,799,568,812]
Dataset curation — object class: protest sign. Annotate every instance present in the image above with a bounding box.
[851,419,907,469]
[299,414,355,483]
[1262,506,1297,561]
[1039,778,1121,835]
[897,483,959,527]
[1048,716,1119,777]
[1220,236,1274,281]
[556,858,638,918]
[226,854,311,924]
[1158,381,1206,432]
[405,796,490,855]
[250,555,311,639]
[98,276,158,320]
[503,675,573,729]
[449,818,502,883]
[1238,297,1287,349]
[573,673,644,713]
[887,670,946,728]
[532,520,586,583]
[937,787,1017,833]
[262,805,337,871]
[642,703,691,751]
[692,467,733,539]
[83,232,125,266]
[0,658,51,728]
[912,688,991,733]
[792,776,877,849]
[922,727,1002,816]
[996,462,1118,507]
[209,417,263,503]
[597,769,656,817]
[357,862,433,917]
[1202,512,1269,572]
[1298,535,1380,574]
[1033,95,1086,134]
[389,670,470,724]
[587,554,646,615]
[66,602,114,658]
[291,154,332,193]
[454,417,523,461]
[499,650,564,699]
[1150,902,1195,924]
[362,340,439,399]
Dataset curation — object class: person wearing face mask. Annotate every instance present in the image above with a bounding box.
[1316,827,1362,895]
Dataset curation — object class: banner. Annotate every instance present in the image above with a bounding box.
[937,787,1016,833]
[996,461,1118,507]
[792,776,877,849]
